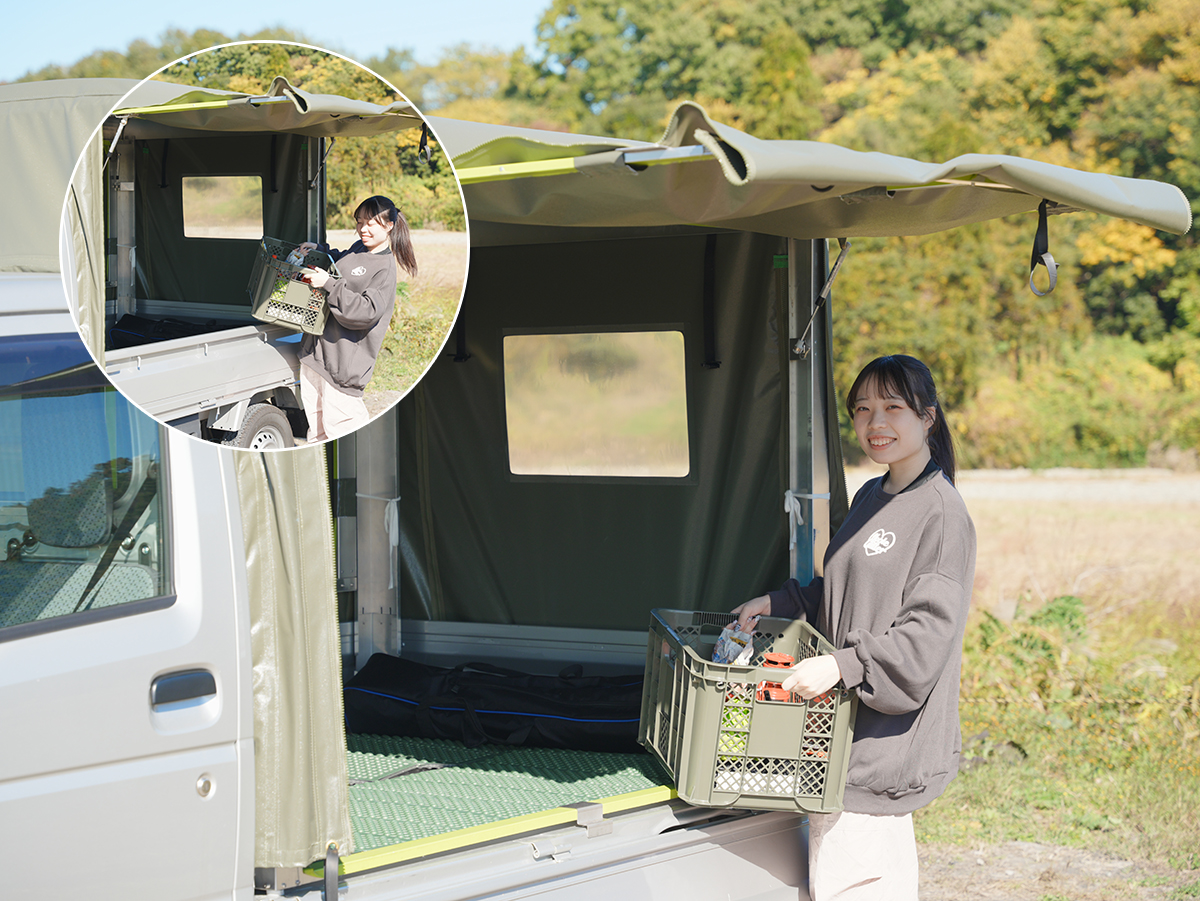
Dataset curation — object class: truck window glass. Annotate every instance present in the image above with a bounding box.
[503,331,690,477]
[0,335,168,636]
[182,175,263,239]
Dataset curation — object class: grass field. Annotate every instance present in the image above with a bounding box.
[849,467,1200,893]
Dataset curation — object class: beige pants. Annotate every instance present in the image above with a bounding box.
[807,810,918,900]
[300,365,371,443]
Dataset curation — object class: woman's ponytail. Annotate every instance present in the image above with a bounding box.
[925,400,957,485]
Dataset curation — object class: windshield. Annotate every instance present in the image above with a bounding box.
[0,333,168,637]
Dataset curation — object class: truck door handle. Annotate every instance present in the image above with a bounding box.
[151,669,217,708]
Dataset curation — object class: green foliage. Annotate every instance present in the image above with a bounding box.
[954,335,1193,468]
[917,594,1200,863]
[369,280,461,396]
[529,0,823,139]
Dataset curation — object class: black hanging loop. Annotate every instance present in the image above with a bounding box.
[419,123,433,169]
[159,139,170,189]
[1029,199,1058,296]
[701,234,721,369]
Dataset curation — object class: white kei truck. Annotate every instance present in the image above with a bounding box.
[0,76,1191,901]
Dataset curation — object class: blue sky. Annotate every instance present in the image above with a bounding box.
[4,0,553,83]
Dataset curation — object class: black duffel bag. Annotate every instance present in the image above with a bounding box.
[344,654,645,753]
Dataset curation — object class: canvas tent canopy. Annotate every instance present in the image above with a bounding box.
[385,103,1191,633]
[432,102,1192,244]
[3,77,422,274]
[14,77,425,360]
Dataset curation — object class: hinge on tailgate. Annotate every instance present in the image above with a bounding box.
[530,838,573,861]
[564,801,613,838]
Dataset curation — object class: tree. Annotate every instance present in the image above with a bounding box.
[529,0,823,139]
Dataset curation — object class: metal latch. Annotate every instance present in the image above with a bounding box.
[530,838,573,861]
[564,801,613,838]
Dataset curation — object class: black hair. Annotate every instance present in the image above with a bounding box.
[846,354,957,485]
[354,195,418,277]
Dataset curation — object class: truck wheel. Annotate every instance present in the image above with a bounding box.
[223,403,295,450]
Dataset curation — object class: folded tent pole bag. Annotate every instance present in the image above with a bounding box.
[343,654,646,753]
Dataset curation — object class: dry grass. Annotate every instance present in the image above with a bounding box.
[841,467,1200,878]
[970,500,1200,630]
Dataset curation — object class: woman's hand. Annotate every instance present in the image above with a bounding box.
[781,655,842,700]
[302,267,331,289]
[729,595,771,632]
[297,242,318,254]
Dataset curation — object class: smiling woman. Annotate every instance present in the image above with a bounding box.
[732,353,974,900]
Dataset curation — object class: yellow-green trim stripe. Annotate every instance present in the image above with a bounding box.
[114,100,239,116]
[455,157,584,185]
[306,785,679,878]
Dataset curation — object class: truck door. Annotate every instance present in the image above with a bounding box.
[0,312,253,901]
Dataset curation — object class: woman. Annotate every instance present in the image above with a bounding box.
[732,354,975,900]
[298,195,418,442]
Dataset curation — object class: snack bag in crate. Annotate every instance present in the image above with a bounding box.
[711,623,755,665]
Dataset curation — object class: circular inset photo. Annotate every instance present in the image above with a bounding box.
[59,41,468,449]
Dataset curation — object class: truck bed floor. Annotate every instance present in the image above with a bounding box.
[346,734,670,853]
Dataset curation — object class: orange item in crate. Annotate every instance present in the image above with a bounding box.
[756,681,794,702]
[762,652,794,668]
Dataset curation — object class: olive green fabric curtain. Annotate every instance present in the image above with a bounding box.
[63,133,105,360]
[0,80,128,274]
[234,446,352,868]
[132,132,312,308]
[397,232,794,629]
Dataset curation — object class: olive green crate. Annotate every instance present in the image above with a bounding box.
[638,608,857,813]
[246,236,339,335]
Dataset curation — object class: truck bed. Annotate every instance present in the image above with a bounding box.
[104,323,302,423]
[345,734,670,859]
[304,732,811,901]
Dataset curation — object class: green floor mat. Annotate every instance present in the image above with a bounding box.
[347,734,671,852]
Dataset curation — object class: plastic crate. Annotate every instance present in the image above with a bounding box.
[247,237,339,335]
[638,608,857,813]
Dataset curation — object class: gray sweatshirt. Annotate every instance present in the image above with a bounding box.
[299,240,397,397]
[769,469,975,815]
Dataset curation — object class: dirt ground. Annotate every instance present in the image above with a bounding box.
[847,465,1200,900]
[919,840,1190,900]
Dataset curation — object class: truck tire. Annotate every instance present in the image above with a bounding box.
[222,403,295,450]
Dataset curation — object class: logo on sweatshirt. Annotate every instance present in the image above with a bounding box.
[863,528,896,556]
[351,265,367,276]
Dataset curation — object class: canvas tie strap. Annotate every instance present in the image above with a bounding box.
[324,843,339,901]
[358,492,400,588]
[1029,199,1058,296]
[784,489,831,549]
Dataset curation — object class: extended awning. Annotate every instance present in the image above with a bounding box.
[111,75,423,138]
[432,102,1193,245]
